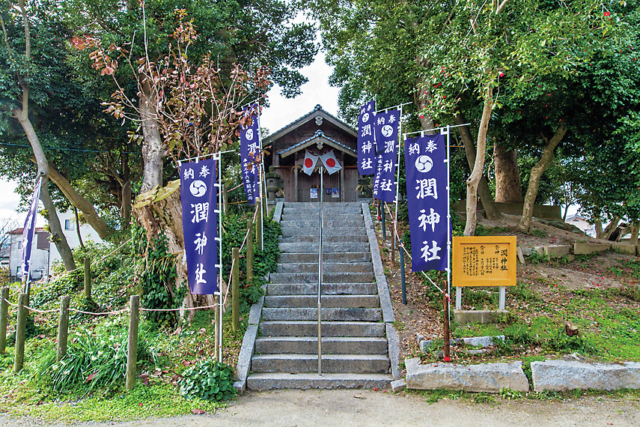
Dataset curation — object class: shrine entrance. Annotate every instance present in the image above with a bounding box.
[262,104,361,203]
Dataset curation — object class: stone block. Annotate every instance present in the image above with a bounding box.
[543,245,572,258]
[531,360,640,392]
[405,358,529,393]
[453,310,508,324]
[391,379,406,392]
[573,242,611,255]
[612,243,636,255]
[462,335,505,348]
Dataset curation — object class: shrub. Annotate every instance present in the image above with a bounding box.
[179,360,236,402]
[33,318,159,393]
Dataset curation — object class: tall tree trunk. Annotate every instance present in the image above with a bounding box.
[9,0,113,244]
[629,223,639,246]
[48,165,112,240]
[133,181,195,320]
[598,216,620,240]
[465,89,494,236]
[40,177,76,271]
[594,218,603,237]
[140,80,164,193]
[454,114,501,220]
[12,105,76,271]
[519,124,567,233]
[413,91,436,133]
[494,143,522,203]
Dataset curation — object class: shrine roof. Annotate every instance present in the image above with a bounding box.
[263,104,356,145]
[277,130,357,158]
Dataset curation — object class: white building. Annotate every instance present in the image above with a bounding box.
[48,210,104,269]
[8,227,50,281]
[8,211,104,281]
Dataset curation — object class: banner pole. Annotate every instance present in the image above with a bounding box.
[446,125,452,323]
[218,152,224,363]
[393,105,403,265]
[318,166,324,376]
[23,176,42,297]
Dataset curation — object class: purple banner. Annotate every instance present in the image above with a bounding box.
[240,105,260,205]
[180,158,218,295]
[404,134,448,272]
[20,177,42,281]
[372,109,399,202]
[357,100,376,176]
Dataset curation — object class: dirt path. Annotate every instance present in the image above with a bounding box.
[3,389,639,427]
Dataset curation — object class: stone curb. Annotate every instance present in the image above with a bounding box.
[532,360,640,392]
[405,358,529,393]
[361,203,395,323]
[386,323,401,380]
[235,203,283,394]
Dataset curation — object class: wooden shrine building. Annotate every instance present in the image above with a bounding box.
[263,105,361,202]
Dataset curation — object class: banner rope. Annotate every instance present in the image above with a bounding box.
[382,202,445,295]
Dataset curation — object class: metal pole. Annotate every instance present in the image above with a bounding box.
[381,203,386,240]
[218,152,224,363]
[445,125,452,321]
[499,286,506,311]
[443,288,451,362]
[400,245,406,304]
[318,166,323,376]
[393,105,403,265]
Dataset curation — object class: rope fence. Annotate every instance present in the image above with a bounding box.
[382,202,445,295]
[1,199,265,386]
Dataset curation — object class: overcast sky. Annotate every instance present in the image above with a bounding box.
[0,52,340,227]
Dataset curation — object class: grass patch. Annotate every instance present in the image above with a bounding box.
[8,383,223,423]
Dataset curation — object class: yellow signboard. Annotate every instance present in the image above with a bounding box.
[452,236,517,287]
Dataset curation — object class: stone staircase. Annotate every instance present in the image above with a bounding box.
[246,202,393,390]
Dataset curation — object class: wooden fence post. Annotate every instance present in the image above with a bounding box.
[0,287,8,354]
[126,295,139,391]
[56,296,70,362]
[84,257,92,300]
[13,293,27,373]
[247,219,254,285]
[232,248,240,333]
[256,200,263,251]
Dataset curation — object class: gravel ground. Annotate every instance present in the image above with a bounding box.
[1,389,639,427]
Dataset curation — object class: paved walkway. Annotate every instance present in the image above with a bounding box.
[3,389,639,426]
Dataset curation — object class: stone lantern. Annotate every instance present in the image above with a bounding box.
[266,166,284,202]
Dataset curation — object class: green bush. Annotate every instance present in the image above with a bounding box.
[179,360,236,402]
[33,318,159,393]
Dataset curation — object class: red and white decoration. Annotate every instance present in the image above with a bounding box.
[302,150,319,175]
[320,150,342,175]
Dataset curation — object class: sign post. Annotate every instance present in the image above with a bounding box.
[452,236,517,312]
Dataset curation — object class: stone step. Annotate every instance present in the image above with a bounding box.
[276,262,372,274]
[264,295,379,308]
[278,252,371,263]
[247,373,391,391]
[259,321,385,337]
[279,235,368,243]
[261,307,382,322]
[251,354,390,374]
[280,219,363,228]
[281,213,363,221]
[284,201,362,209]
[267,283,377,296]
[255,337,388,355]
[270,272,374,284]
[279,242,370,253]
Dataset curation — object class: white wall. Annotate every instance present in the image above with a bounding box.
[48,211,104,271]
